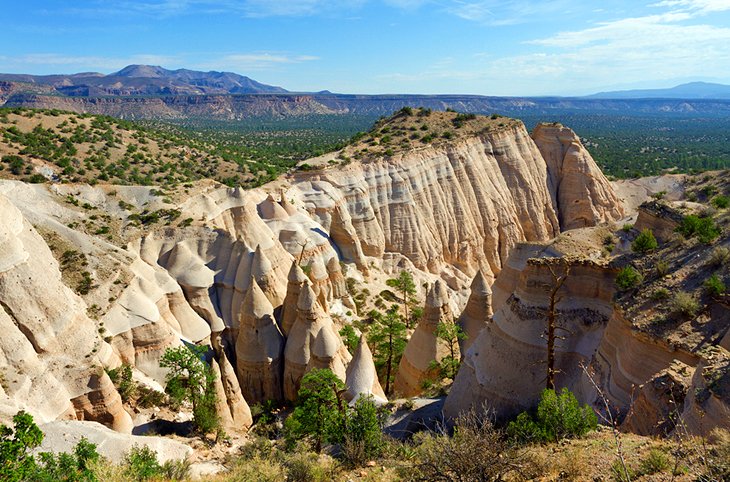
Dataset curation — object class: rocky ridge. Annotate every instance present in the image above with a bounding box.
[14,110,724,468]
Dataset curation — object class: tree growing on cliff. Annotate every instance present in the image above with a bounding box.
[431,320,466,380]
[368,305,408,395]
[386,270,417,328]
[160,345,220,435]
[541,258,571,391]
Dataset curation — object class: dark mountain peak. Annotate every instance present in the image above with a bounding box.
[112,65,171,78]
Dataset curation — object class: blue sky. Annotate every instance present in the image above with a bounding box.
[2,0,730,95]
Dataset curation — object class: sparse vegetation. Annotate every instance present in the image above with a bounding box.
[616,265,643,290]
[677,214,721,244]
[507,388,598,443]
[704,274,726,298]
[671,291,700,318]
[632,228,658,253]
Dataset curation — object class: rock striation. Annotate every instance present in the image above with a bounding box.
[235,278,284,404]
[444,242,615,421]
[456,270,493,354]
[532,123,624,230]
[283,283,350,401]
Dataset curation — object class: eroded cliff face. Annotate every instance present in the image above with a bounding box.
[0,118,625,436]
[445,223,730,436]
[287,122,620,283]
[0,194,130,431]
[444,236,615,421]
[532,123,624,231]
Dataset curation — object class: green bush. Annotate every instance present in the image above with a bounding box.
[632,229,658,254]
[342,396,385,465]
[650,287,670,301]
[655,260,670,277]
[709,246,730,266]
[615,266,643,291]
[639,448,669,475]
[106,364,135,402]
[285,369,345,452]
[124,445,161,481]
[711,195,729,209]
[0,411,100,482]
[507,388,597,443]
[677,215,721,244]
[704,274,726,298]
[671,291,699,318]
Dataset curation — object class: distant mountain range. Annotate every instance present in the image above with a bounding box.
[2,66,730,120]
[587,82,730,100]
[0,64,287,96]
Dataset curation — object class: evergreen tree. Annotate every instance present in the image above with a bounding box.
[368,305,407,395]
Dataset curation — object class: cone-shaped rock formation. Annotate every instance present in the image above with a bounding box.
[345,334,387,405]
[457,270,492,354]
[393,280,459,397]
[235,278,284,404]
[283,282,349,401]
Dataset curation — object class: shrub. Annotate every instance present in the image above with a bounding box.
[709,246,730,266]
[655,260,670,277]
[651,287,670,300]
[622,223,634,233]
[671,291,699,318]
[124,445,164,481]
[285,369,345,452]
[632,229,658,254]
[507,388,597,443]
[106,364,135,402]
[704,274,726,298]
[0,411,101,482]
[411,405,532,481]
[677,215,721,244]
[342,396,385,466]
[615,266,643,291]
[639,448,669,475]
[711,195,729,209]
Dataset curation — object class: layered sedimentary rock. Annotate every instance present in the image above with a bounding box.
[620,361,692,436]
[345,335,387,405]
[0,193,130,429]
[212,336,253,434]
[532,123,624,230]
[634,201,683,242]
[0,116,630,439]
[283,283,349,401]
[394,280,459,397]
[457,270,493,354]
[280,261,309,336]
[235,278,284,404]
[444,243,615,421]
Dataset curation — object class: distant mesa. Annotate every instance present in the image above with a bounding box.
[586,81,730,100]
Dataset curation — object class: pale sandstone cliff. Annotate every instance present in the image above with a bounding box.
[0,116,626,442]
[532,123,625,230]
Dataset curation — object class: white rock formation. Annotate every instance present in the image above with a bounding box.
[345,335,387,405]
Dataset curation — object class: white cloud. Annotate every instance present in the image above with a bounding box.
[650,0,730,14]
[487,5,730,94]
[198,53,320,71]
